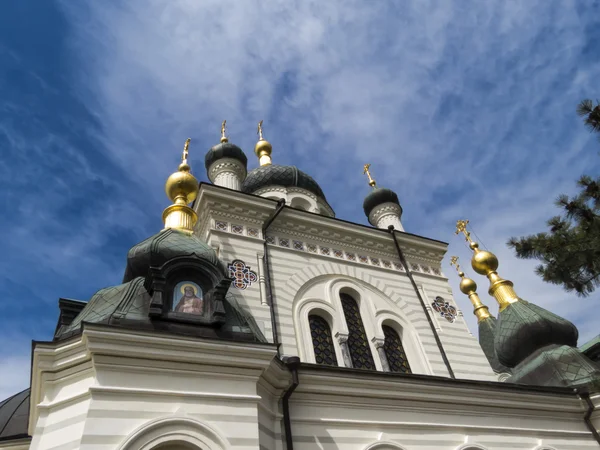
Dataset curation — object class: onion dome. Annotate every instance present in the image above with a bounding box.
[494,300,578,368]
[0,388,29,440]
[204,142,247,176]
[204,120,248,180]
[362,187,401,217]
[242,164,328,201]
[123,228,226,283]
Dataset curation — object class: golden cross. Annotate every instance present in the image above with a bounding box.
[455,219,474,244]
[450,255,461,273]
[257,120,264,140]
[221,120,227,139]
[182,138,191,162]
[363,163,377,187]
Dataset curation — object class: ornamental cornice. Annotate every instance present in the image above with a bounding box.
[369,202,402,224]
[269,225,399,260]
[208,158,247,180]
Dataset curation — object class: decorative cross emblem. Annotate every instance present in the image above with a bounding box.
[450,255,460,272]
[228,260,258,290]
[363,163,377,187]
[455,219,474,244]
[432,296,457,323]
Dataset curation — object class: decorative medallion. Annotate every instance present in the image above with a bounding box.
[215,221,228,231]
[247,228,259,238]
[371,257,380,266]
[279,238,290,248]
[307,243,317,253]
[266,235,276,244]
[293,240,304,251]
[320,247,331,255]
[228,260,258,290]
[432,267,441,276]
[411,263,420,271]
[421,265,431,273]
[346,252,356,261]
[382,260,392,269]
[231,224,244,234]
[431,296,457,323]
[358,255,369,264]
[394,262,405,271]
[333,249,344,258]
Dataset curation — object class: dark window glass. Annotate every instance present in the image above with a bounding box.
[383,325,412,374]
[340,293,375,370]
[309,315,338,366]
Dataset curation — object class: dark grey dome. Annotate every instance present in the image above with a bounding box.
[0,389,29,440]
[241,164,327,201]
[123,228,226,282]
[363,187,401,217]
[204,142,248,176]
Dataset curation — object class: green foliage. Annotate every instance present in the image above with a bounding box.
[507,100,600,296]
[577,99,600,138]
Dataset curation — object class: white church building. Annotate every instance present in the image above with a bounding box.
[1,123,599,450]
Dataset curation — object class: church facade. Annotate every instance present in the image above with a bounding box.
[1,123,599,450]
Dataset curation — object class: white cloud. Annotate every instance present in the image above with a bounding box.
[55,0,599,346]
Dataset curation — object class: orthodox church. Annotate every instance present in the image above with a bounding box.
[1,122,600,450]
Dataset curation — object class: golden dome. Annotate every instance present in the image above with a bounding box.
[470,242,499,275]
[165,166,198,204]
[459,273,478,295]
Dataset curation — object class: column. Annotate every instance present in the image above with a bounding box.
[372,337,390,372]
[335,332,353,368]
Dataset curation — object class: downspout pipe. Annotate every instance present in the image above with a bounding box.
[281,356,301,450]
[578,389,600,446]
[263,199,286,355]
[387,225,456,379]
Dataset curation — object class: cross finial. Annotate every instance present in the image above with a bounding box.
[257,120,264,140]
[182,138,191,163]
[220,120,228,143]
[455,219,474,244]
[450,255,463,277]
[363,163,377,187]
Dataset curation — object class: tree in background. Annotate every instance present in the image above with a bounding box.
[507,100,600,296]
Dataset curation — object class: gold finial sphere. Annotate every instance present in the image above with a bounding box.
[165,170,198,204]
[255,120,272,158]
[471,247,499,275]
[459,276,478,295]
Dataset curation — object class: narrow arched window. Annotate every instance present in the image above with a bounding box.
[382,325,412,374]
[309,315,338,366]
[340,293,375,369]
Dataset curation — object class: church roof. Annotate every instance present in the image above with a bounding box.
[204,142,248,174]
[54,277,267,344]
[0,389,29,441]
[241,164,328,202]
[123,228,226,283]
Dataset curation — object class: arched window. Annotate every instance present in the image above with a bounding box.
[309,315,338,366]
[382,325,412,374]
[340,293,375,369]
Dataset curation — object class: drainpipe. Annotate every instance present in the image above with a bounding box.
[578,389,600,446]
[387,225,456,379]
[281,356,301,450]
[263,199,286,355]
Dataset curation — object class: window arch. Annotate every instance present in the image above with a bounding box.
[340,293,375,369]
[382,325,412,374]
[308,314,338,366]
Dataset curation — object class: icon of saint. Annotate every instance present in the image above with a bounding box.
[174,284,203,315]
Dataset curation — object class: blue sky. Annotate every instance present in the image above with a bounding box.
[1,0,599,399]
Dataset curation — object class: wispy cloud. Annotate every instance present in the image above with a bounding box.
[1,0,599,397]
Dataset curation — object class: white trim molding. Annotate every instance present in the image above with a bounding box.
[117,416,231,450]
